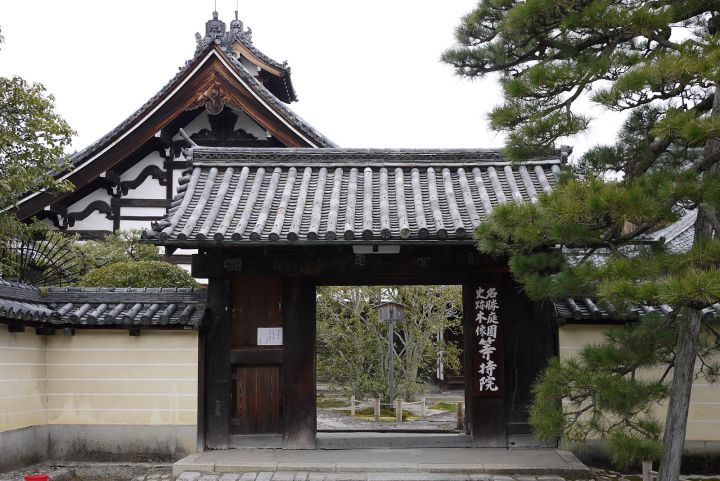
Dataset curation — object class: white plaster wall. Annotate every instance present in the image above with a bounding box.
[172,169,183,194]
[120,151,164,181]
[121,207,167,218]
[69,211,113,232]
[233,109,266,139]
[65,188,112,213]
[174,112,212,139]
[45,330,197,426]
[240,57,259,75]
[122,177,164,200]
[0,328,47,432]
[0,328,198,434]
[119,219,157,231]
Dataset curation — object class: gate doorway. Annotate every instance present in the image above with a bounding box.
[315,285,466,442]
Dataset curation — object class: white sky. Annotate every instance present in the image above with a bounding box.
[0,0,625,159]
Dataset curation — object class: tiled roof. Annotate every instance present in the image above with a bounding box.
[650,209,697,253]
[0,280,206,330]
[144,147,562,245]
[553,297,720,323]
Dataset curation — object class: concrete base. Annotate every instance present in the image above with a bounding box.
[47,425,196,462]
[0,425,49,473]
[0,424,194,472]
[173,448,591,477]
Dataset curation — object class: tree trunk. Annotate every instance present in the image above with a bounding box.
[657,309,702,481]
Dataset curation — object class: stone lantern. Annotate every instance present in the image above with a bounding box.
[376,301,405,401]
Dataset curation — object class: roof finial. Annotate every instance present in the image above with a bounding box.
[205,4,226,39]
[230,1,244,33]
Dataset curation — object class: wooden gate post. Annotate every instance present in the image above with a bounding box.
[463,280,507,447]
[204,278,231,449]
[282,277,317,449]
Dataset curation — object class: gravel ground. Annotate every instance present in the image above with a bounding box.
[317,405,461,431]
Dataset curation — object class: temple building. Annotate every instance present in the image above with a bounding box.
[0,10,718,473]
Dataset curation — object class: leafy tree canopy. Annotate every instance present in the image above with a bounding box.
[317,285,462,402]
[0,27,75,239]
[0,77,75,211]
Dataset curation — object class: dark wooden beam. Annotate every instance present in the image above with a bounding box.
[282,277,316,449]
[192,248,507,280]
[204,278,232,449]
[230,348,282,365]
[197,326,207,452]
[113,198,170,208]
[35,326,55,336]
[8,324,25,333]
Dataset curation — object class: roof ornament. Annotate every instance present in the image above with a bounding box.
[205,10,227,40]
[230,8,243,33]
[196,9,253,53]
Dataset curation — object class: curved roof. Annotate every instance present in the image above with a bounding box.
[144,147,562,246]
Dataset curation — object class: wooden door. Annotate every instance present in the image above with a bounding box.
[233,365,282,433]
[230,277,284,435]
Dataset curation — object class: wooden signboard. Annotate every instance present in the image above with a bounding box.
[473,285,503,398]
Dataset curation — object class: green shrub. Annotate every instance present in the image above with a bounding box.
[81,261,199,288]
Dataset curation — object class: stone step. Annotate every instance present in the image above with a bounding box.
[173,448,591,478]
[176,473,569,481]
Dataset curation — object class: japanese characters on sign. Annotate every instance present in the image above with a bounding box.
[474,285,502,397]
[257,327,283,346]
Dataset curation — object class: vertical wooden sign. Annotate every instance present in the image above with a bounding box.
[473,285,503,398]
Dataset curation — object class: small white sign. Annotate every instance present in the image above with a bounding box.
[257,327,283,346]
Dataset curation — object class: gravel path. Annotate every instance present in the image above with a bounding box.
[317,406,461,431]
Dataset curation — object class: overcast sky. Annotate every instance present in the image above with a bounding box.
[0,0,625,158]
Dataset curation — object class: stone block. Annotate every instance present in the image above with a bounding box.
[220,475,241,481]
[177,472,202,481]
[272,474,296,481]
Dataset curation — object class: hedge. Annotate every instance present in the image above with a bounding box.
[80,261,199,288]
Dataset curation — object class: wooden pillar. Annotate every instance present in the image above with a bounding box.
[463,280,507,447]
[204,278,231,449]
[197,327,206,452]
[282,277,317,449]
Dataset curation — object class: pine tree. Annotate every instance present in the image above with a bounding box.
[443,2,720,478]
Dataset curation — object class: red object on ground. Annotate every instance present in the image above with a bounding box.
[24,475,49,481]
